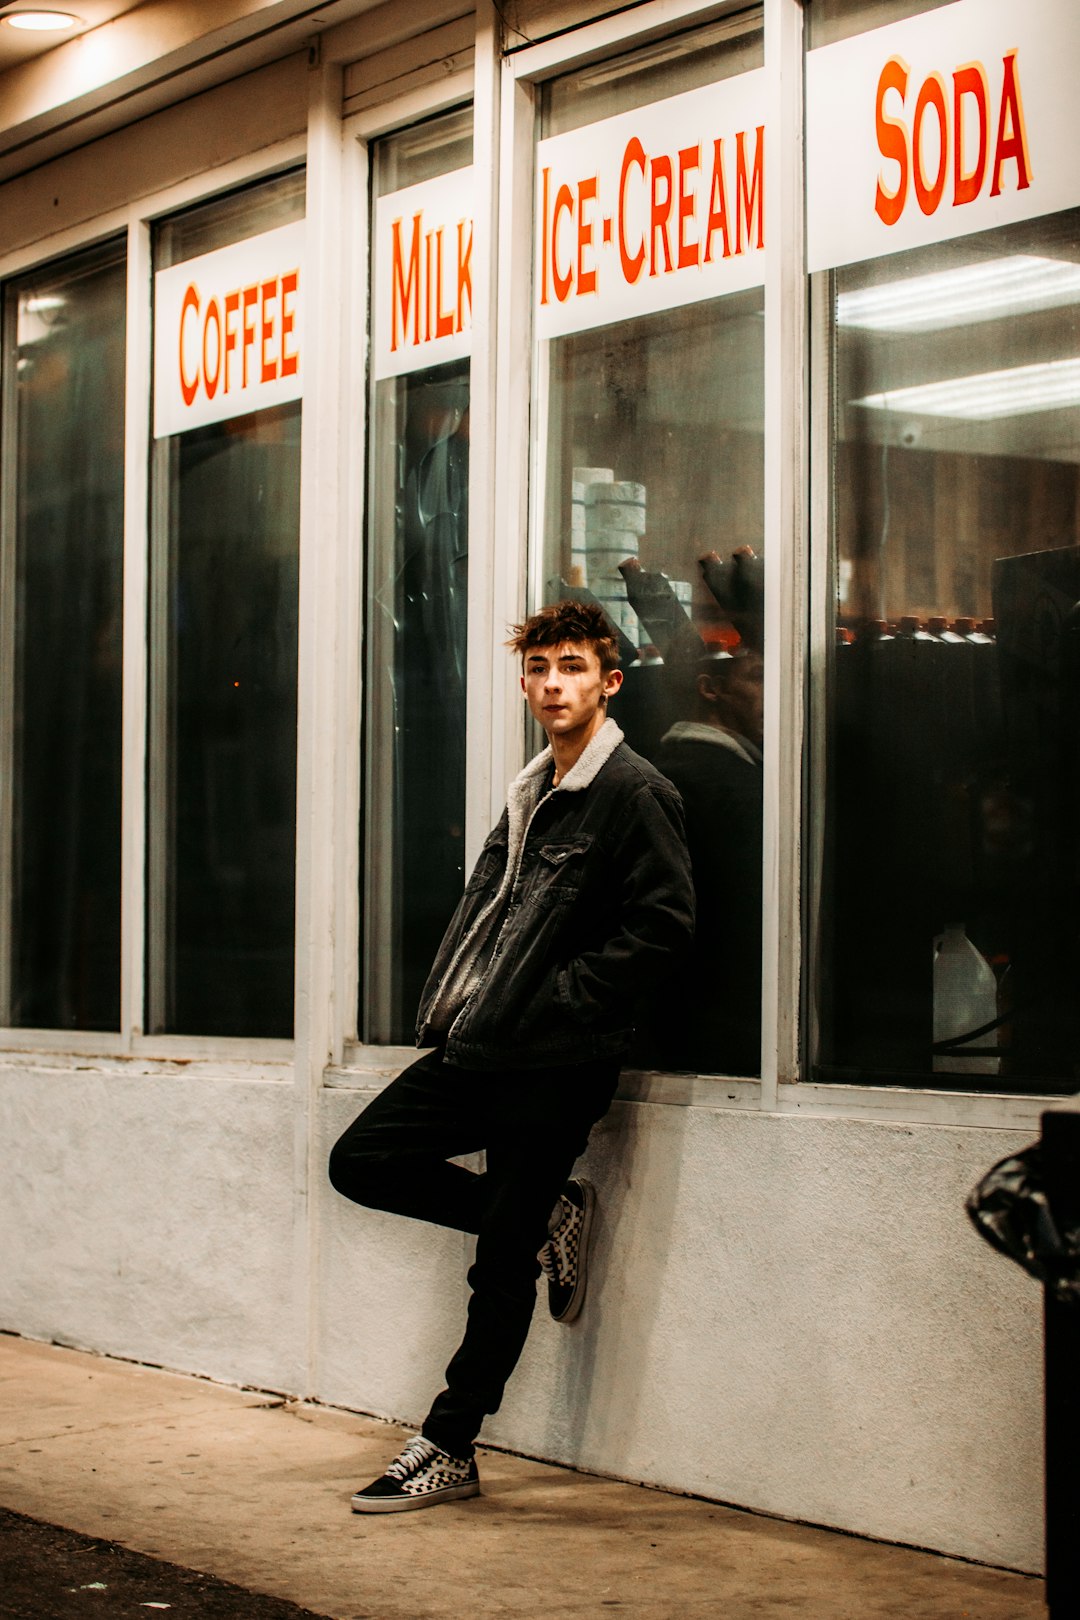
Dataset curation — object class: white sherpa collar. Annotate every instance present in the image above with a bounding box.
[512,715,625,798]
[503,717,623,874]
[660,719,762,767]
[419,718,624,1036]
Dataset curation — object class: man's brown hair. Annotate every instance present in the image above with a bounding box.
[507,599,621,675]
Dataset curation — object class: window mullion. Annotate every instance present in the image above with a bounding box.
[488,62,537,829]
[122,216,152,1046]
[463,0,503,872]
[761,0,807,1099]
[0,290,16,1025]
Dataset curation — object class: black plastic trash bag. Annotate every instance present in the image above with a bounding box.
[966,1143,1080,1308]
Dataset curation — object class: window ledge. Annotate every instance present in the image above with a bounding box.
[328,1051,1067,1131]
[1,1036,1064,1129]
[775,1080,1069,1132]
[0,1032,294,1081]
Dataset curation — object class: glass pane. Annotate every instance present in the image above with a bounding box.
[373,105,472,192]
[1,240,126,1029]
[535,31,766,1077]
[543,8,763,136]
[806,0,953,50]
[816,208,1080,1093]
[148,173,304,1037]
[362,110,473,1044]
[155,170,306,270]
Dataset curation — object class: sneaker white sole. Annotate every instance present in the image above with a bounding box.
[350,1480,480,1514]
[552,1178,595,1324]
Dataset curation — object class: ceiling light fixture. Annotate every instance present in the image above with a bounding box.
[837,256,1080,333]
[2,10,80,30]
[854,357,1080,421]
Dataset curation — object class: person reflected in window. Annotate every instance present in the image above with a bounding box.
[651,647,764,1077]
[329,600,694,1513]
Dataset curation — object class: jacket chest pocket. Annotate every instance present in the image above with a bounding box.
[464,829,508,896]
[524,837,592,905]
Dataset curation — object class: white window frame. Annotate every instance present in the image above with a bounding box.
[0,0,1057,1134]
[334,5,504,1069]
[492,0,796,1091]
[342,87,477,1052]
[484,0,1052,1133]
[797,1,1061,1132]
[0,136,305,1064]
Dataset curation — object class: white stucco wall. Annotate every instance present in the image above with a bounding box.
[0,1058,301,1393]
[480,1102,1043,1572]
[0,1056,1044,1573]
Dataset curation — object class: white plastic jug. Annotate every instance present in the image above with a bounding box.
[933,924,1000,1075]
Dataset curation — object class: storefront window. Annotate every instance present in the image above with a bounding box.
[148,171,304,1037]
[806,0,952,49]
[0,239,126,1029]
[815,209,1080,1094]
[362,109,473,1043]
[534,14,765,1076]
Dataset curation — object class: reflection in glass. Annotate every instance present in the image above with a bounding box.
[362,110,472,1044]
[148,173,303,1037]
[1,240,126,1029]
[543,8,763,136]
[538,293,765,1076]
[364,366,469,1041]
[816,210,1080,1092]
[806,0,953,50]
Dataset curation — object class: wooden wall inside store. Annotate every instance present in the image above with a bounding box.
[837,443,1080,625]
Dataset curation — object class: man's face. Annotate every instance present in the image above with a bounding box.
[699,652,765,747]
[521,640,622,741]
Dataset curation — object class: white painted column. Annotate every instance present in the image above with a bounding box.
[761,0,808,1102]
[292,59,361,1393]
[489,53,536,823]
[465,0,505,865]
[120,215,153,1048]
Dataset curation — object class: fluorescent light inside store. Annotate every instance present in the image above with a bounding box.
[837,256,1080,332]
[855,357,1080,420]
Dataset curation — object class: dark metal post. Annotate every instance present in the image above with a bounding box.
[1042,1109,1080,1617]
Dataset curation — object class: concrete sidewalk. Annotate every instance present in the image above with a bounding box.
[0,1334,1043,1620]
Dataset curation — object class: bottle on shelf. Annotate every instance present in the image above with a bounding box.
[894,615,938,641]
[698,546,765,649]
[628,643,664,668]
[856,618,894,641]
[928,615,970,644]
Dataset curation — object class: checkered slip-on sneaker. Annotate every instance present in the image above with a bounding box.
[350,1435,479,1514]
[538,1177,595,1324]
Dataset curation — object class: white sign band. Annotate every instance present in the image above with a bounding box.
[534,69,767,342]
[372,167,474,382]
[806,0,1080,273]
[153,220,304,439]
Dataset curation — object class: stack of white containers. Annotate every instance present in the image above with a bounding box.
[571,465,644,645]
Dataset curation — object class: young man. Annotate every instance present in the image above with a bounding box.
[329,600,693,1513]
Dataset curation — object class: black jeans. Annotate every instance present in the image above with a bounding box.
[328,1047,620,1458]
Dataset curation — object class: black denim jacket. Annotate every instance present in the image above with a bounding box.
[416,736,694,1070]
